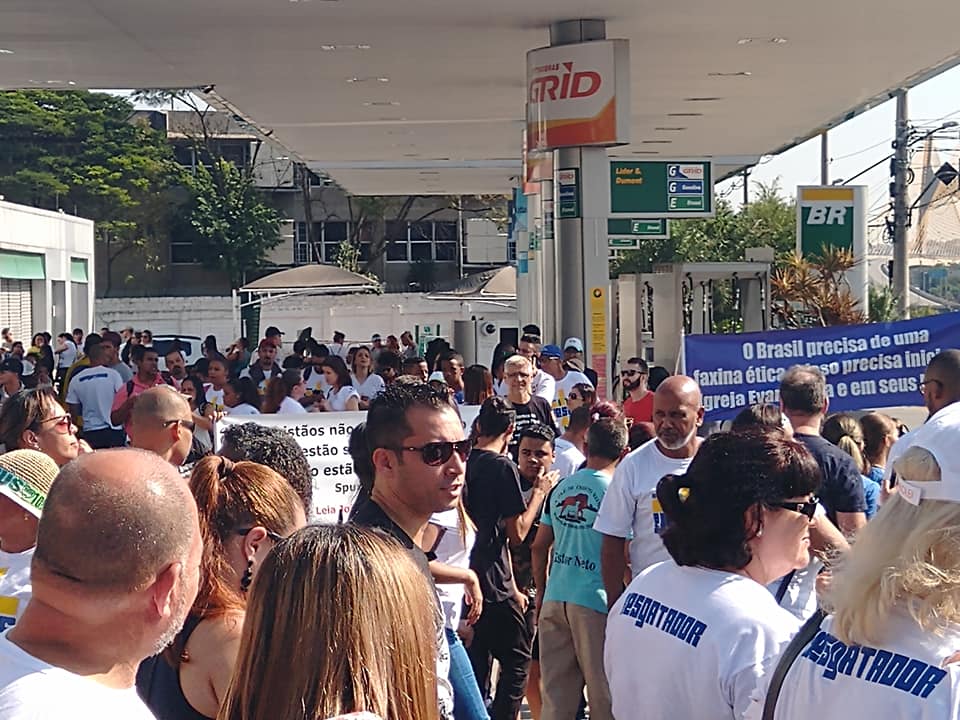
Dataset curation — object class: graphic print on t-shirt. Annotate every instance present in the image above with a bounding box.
[652,493,668,535]
[0,568,17,631]
[554,487,600,525]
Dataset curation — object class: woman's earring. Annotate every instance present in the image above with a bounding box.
[240,559,254,592]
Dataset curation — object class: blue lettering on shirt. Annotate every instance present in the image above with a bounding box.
[619,592,708,648]
[801,630,948,699]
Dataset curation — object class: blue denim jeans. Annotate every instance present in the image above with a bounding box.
[446,626,490,720]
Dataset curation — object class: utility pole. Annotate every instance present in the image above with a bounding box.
[820,131,829,184]
[892,90,910,318]
[742,168,749,207]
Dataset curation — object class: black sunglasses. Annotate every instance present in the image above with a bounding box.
[770,498,818,520]
[236,527,284,542]
[394,439,473,466]
[162,418,196,433]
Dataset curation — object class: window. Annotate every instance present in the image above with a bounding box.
[322,221,348,263]
[385,221,410,262]
[171,238,199,264]
[294,222,313,265]
[435,221,458,262]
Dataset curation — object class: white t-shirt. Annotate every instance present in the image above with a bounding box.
[204,385,225,413]
[552,437,586,479]
[593,439,696,574]
[747,609,960,720]
[56,341,77,370]
[0,549,34,632]
[429,509,476,630]
[605,562,801,720]
[303,368,329,400]
[0,632,155,719]
[326,386,360,412]
[278,396,308,415]
[226,403,260,416]
[65,366,124,431]
[885,402,960,484]
[551,370,593,430]
[351,373,386,401]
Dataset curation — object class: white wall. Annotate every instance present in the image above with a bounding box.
[95,292,517,351]
[95,296,235,345]
[258,293,517,348]
[0,200,96,336]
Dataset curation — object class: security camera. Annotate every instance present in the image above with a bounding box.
[481,322,498,337]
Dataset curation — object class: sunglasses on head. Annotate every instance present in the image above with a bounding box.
[394,439,473,466]
[568,393,581,401]
[770,497,818,520]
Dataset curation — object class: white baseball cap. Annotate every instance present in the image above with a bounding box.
[563,337,584,353]
[428,371,447,384]
[895,428,960,506]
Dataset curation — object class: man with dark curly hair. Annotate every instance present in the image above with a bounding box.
[218,422,312,514]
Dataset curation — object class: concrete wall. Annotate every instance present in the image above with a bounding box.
[258,293,517,349]
[95,296,235,345]
[95,292,517,352]
[0,200,95,337]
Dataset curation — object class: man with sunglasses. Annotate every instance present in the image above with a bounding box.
[621,357,654,425]
[127,386,196,468]
[351,382,467,720]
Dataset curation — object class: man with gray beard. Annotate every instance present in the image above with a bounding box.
[0,449,202,719]
[594,376,703,608]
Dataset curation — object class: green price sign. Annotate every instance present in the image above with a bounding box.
[609,160,715,218]
[607,218,669,239]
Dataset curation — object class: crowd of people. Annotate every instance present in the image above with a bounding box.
[1,318,959,720]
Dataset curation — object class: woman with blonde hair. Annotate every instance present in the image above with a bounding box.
[137,455,306,720]
[753,430,960,717]
[219,524,439,720]
[859,411,899,485]
[822,413,880,519]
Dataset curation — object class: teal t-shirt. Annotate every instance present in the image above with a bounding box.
[540,468,610,614]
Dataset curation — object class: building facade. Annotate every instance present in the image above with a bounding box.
[97,110,509,297]
[0,199,95,340]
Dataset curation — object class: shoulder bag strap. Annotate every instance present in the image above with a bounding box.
[762,608,826,720]
[774,570,796,604]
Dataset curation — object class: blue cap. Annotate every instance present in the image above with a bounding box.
[541,344,563,359]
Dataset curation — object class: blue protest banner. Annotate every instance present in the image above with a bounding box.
[683,312,960,421]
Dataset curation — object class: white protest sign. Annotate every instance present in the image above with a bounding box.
[217,405,480,524]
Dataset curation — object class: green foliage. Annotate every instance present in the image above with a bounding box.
[868,284,902,322]
[0,90,184,290]
[179,160,282,289]
[611,182,796,276]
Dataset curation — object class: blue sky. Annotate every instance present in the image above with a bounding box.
[724,64,960,216]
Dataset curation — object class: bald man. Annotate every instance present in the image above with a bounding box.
[594,376,704,607]
[128,385,197,467]
[0,449,202,718]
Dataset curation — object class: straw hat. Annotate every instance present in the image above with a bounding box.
[0,449,60,518]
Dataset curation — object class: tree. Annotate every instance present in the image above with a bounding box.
[180,160,282,289]
[0,90,185,292]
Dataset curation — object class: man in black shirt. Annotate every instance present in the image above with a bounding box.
[466,398,557,720]
[351,382,470,720]
[780,364,867,534]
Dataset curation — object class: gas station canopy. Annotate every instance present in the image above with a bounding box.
[3,0,960,196]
